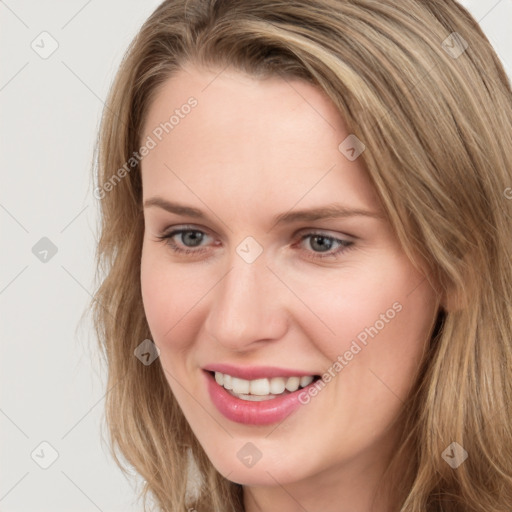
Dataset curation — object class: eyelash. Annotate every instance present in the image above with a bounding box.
[155,227,355,260]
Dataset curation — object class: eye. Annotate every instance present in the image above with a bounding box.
[155,226,355,260]
[155,227,212,255]
[294,232,354,260]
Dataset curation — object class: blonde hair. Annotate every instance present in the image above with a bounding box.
[91,1,512,510]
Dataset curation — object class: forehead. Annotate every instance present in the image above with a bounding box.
[140,64,380,215]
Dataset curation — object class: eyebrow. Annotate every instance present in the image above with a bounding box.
[143,196,385,224]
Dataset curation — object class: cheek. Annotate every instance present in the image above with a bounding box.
[140,244,195,350]
[140,242,223,371]
[293,252,437,389]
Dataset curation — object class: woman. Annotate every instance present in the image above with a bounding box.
[91,0,512,510]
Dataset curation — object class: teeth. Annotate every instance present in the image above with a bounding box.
[223,374,233,390]
[213,371,316,399]
[232,377,250,394]
[235,393,277,401]
[250,378,269,395]
[269,377,286,394]
[300,375,314,387]
[285,376,300,392]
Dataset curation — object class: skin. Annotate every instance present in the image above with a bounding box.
[139,63,441,512]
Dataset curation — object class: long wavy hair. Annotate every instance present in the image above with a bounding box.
[90,0,512,510]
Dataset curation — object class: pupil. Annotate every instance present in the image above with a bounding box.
[183,231,203,247]
[311,235,332,252]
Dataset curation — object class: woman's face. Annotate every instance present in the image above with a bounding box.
[140,63,439,495]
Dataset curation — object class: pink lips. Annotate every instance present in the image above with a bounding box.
[203,366,319,426]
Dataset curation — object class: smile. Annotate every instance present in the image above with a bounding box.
[203,369,321,425]
[214,371,316,401]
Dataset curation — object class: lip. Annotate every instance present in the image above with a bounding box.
[204,370,319,426]
[203,363,318,380]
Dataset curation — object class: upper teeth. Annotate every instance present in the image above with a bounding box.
[214,372,314,395]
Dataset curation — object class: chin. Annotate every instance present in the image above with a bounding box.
[203,443,310,487]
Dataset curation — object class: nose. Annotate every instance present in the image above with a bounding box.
[203,252,289,352]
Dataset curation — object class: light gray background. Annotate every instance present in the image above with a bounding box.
[1,1,510,511]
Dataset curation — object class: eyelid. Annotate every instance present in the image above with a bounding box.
[159,224,357,241]
[159,223,208,235]
[294,226,357,241]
